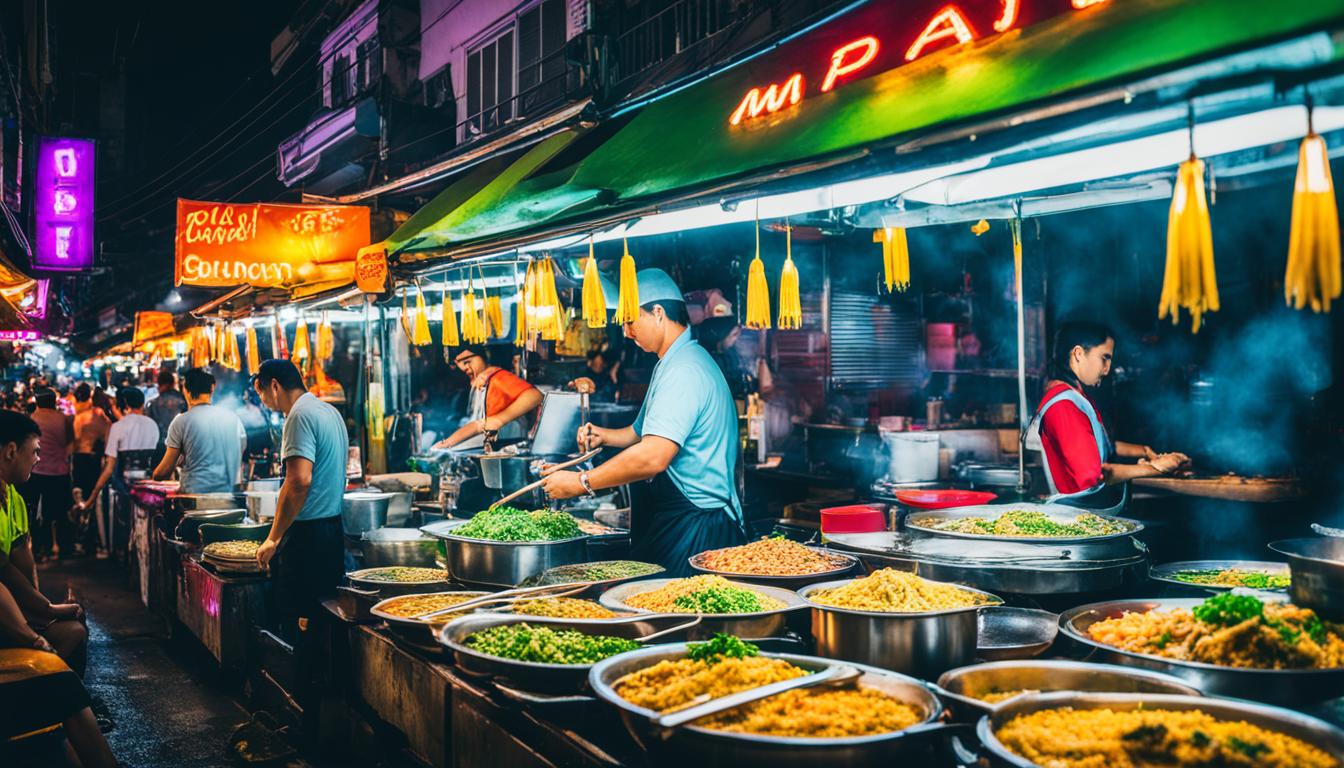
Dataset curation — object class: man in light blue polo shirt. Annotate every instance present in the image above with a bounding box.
[152,368,246,493]
[543,268,744,575]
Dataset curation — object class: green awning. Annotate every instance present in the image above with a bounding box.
[397,0,1342,258]
[385,129,585,254]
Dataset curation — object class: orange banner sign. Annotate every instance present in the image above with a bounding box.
[133,311,176,345]
[355,243,388,294]
[174,199,371,288]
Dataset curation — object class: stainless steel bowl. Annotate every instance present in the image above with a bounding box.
[383,491,415,527]
[1269,538,1344,621]
[1058,597,1344,705]
[599,578,808,640]
[589,644,959,767]
[976,607,1058,661]
[977,692,1344,766]
[475,452,533,491]
[360,527,442,568]
[799,578,1001,680]
[370,590,491,648]
[903,502,1142,545]
[345,565,453,597]
[687,547,860,591]
[934,660,1202,720]
[421,519,589,588]
[342,492,391,536]
[1148,559,1291,593]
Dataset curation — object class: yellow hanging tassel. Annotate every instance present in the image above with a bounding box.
[744,217,771,330]
[192,327,211,368]
[546,258,566,341]
[316,311,334,361]
[1285,130,1341,312]
[441,282,460,346]
[522,260,539,337]
[400,289,412,338]
[874,227,911,292]
[514,288,527,347]
[613,236,639,324]
[1159,155,1219,333]
[778,222,802,329]
[533,257,565,341]
[246,326,261,373]
[484,294,504,338]
[293,317,312,361]
[582,235,606,327]
[222,326,242,371]
[212,324,225,363]
[461,283,487,344]
[273,316,289,360]
[411,283,433,346]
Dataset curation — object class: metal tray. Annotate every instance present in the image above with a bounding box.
[589,644,960,768]
[599,578,808,640]
[1148,559,1290,592]
[437,613,697,695]
[1058,598,1344,705]
[516,560,666,598]
[976,607,1058,661]
[934,660,1201,721]
[687,546,860,591]
[421,518,590,588]
[345,566,453,597]
[370,590,492,648]
[903,502,1142,545]
[977,692,1344,766]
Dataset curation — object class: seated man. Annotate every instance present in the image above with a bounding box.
[0,411,86,676]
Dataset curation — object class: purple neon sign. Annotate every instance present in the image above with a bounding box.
[0,330,40,341]
[34,137,95,271]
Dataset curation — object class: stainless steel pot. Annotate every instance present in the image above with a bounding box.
[599,578,808,640]
[244,491,278,522]
[360,527,442,568]
[1058,597,1344,705]
[342,492,391,537]
[383,491,414,527]
[476,453,533,491]
[799,578,1001,680]
[1269,538,1344,621]
[588,644,961,768]
[976,692,1344,766]
[421,519,589,588]
[934,660,1202,721]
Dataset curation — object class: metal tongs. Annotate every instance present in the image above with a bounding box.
[654,664,862,729]
[413,581,595,621]
[488,447,602,510]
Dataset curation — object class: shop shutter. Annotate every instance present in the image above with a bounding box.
[828,291,922,389]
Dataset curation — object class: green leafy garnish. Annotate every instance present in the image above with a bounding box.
[1191,593,1264,627]
[1227,737,1270,759]
[1153,631,1174,649]
[454,506,582,542]
[686,634,759,664]
[1189,730,1210,747]
[672,586,771,614]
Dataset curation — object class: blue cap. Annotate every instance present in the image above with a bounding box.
[635,268,684,305]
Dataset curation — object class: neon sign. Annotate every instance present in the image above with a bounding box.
[0,330,41,342]
[729,0,1109,126]
[34,137,95,271]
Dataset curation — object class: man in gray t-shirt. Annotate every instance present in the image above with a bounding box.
[153,368,245,494]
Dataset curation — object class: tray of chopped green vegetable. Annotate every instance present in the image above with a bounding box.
[904,503,1141,544]
[438,613,695,694]
[599,577,808,641]
[421,513,590,588]
[516,560,665,598]
[1149,560,1291,592]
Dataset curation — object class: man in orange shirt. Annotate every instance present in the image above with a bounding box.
[433,345,541,450]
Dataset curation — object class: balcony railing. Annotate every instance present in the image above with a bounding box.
[611,0,745,91]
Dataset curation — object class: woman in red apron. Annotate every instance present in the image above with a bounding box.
[433,345,542,450]
[1025,322,1189,514]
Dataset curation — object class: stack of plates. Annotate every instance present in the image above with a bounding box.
[202,541,264,574]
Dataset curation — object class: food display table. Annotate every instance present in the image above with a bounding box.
[176,554,269,669]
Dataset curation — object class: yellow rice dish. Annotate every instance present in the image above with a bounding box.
[614,656,808,713]
[512,598,622,620]
[976,688,1037,704]
[807,568,995,613]
[997,707,1338,768]
[698,688,923,738]
[623,575,785,614]
[1086,595,1344,670]
[376,592,485,623]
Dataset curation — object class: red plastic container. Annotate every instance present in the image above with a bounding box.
[820,503,888,534]
[894,489,998,510]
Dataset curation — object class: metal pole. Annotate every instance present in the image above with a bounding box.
[1012,206,1028,494]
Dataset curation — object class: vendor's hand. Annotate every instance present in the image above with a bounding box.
[51,603,83,622]
[256,539,279,571]
[1148,453,1188,475]
[569,377,596,395]
[574,422,604,451]
[541,470,585,500]
[432,438,454,450]
[1140,445,1159,461]
[74,499,91,513]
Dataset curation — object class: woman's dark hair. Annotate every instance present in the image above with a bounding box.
[92,388,116,421]
[74,382,92,402]
[642,299,690,326]
[454,344,490,362]
[1050,321,1114,388]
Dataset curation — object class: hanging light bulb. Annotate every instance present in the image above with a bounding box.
[778,221,802,329]
[613,236,639,324]
[582,235,606,328]
[744,212,771,330]
[1285,100,1341,312]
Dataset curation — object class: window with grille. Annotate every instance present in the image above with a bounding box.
[466,29,516,135]
[828,291,923,389]
[358,38,382,92]
[517,0,567,115]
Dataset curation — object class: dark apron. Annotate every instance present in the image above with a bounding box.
[628,470,745,577]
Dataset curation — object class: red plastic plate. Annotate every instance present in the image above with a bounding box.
[893,489,998,510]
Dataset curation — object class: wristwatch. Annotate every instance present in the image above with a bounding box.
[579,471,596,497]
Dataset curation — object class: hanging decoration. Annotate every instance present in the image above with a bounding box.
[292,316,312,362]
[744,209,771,330]
[484,293,504,338]
[513,269,528,348]
[874,227,911,292]
[316,311,335,362]
[1159,108,1219,333]
[213,323,226,363]
[220,325,242,371]
[441,277,460,346]
[410,281,433,346]
[582,235,607,328]
[191,326,211,368]
[461,272,487,344]
[1284,100,1340,312]
[273,315,289,359]
[778,221,802,329]
[245,325,261,374]
[613,236,639,325]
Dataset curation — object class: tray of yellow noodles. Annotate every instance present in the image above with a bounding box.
[978,692,1344,768]
[588,639,956,767]
[1059,594,1344,705]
